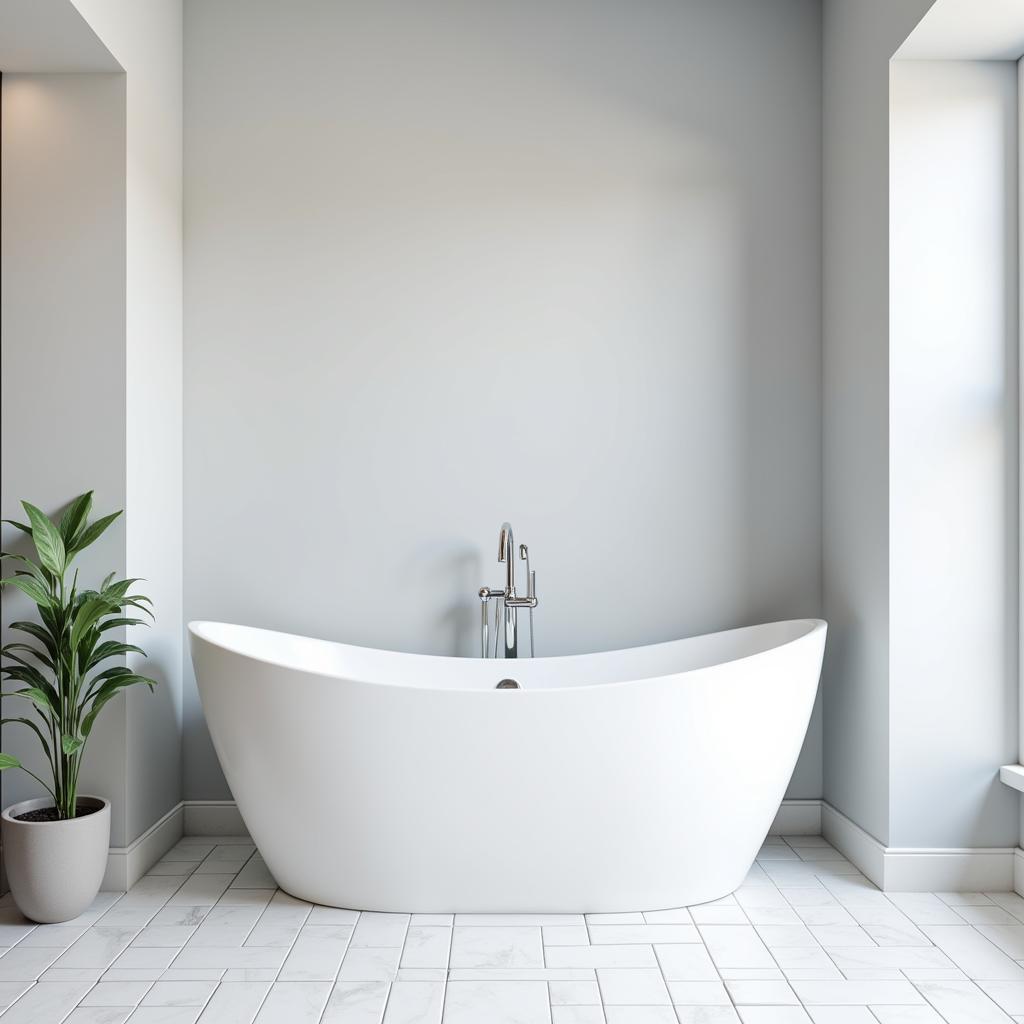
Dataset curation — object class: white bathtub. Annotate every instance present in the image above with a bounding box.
[189,618,825,912]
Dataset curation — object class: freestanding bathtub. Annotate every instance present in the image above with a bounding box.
[189,618,825,912]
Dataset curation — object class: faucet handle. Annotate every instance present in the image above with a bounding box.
[519,544,536,603]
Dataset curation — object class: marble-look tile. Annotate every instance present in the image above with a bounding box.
[979,983,1024,1014]
[185,925,253,948]
[251,981,332,1023]
[699,926,776,969]
[0,980,93,1023]
[956,909,1022,927]
[544,926,592,946]
[643,909,695,924]
[172,946,288,970]
[161,969,226,983]
[229,858,277,890]
[335,946,402,981]
[667,981,732,1005]
[756,925,819,947]
[921,927,1024,980]
[133,927,199,948]
[691,906,750,925]
[141,980,219,1006]
[736,1009,813,1024]
[442,979,551,1024]
[456,913,585,926]
[215,889,275,910]
[978,930,1024,960]
[449,926,544,969]
[79,980,152,1005]
[0,945,66,979]
[673,1009,742,1024]
[598,968,671,1005]
[111,946,179,970]
[0,981,32,1008]
[726,981,799,1004]
[550,1006,606,1024]
[195,981,271,1023]
[18,923,86,947]
[888,896,970,927]
[589,925,699,944]
[915,980,1016,1024]
[149,907,211,929]
[448,968,596,981]
[869,1008,948,1024]
[307,907,360,926]
[546,945,659,969]
[350,912,409,948]
[789,980,925,1005]
[0,907,37,947]
[65,1008,135,1024]
[804,1007,876,1024]
[808,926,876,947]
[320,980,390,1023]
[401,926,452,968]
[166,875,235,907]
[382,980,444,1023]
[244,892,311,947]
[278,925,352,981]
[549,980,602,1005]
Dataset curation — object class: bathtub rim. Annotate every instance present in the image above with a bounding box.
[188,616,827,694]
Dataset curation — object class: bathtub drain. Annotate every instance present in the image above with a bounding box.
[496,678,520,689]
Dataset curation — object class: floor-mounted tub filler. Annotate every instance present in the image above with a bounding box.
[188,615,826,913]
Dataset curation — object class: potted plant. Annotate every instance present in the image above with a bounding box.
[0,492,155,923]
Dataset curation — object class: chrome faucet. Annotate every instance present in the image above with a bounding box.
[479,521,537,658]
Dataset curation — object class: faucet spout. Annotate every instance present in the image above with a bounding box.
[481,521,537,659]
[498,521,515,595]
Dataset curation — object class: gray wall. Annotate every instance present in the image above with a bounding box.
[1,0,183,850]
[183,0,824,801]
[1,71,131,843]
[821,0,937,846]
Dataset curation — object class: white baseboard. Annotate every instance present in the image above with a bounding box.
[102,802,184,891]
[185,798,814,841]
[770,799,822,835]
[94,797,1020,895]
[183,800,249,837]
[822,801,1016,892]
[1014,849,1024,896]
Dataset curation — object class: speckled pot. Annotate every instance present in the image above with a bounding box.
[1,796,109,923]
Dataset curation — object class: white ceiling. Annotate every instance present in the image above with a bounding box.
[0,0,119,72]
[896,0,1024,61]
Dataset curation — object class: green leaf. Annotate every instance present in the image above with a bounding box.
[10,621,58,660]
[61,734,83,756]
[21,502,65,577]
[59,491,93,545]
[82,674,156,736]
[70,594,116,655]
[85,641,145,670]
[1,645,55,673]
[0,553,50,592]
[0,753,21,771]
[0,718,53,760]
[0,574,51,608]
[68,510,122,556]
[3,686,58,715]
[98,617,145,633]
[1,520,32,537]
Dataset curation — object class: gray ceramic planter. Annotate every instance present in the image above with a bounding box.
[1,796,110,923]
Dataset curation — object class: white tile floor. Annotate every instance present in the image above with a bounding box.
[3,835,1024,1023]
